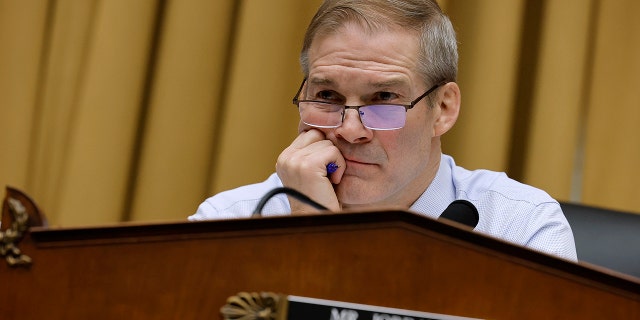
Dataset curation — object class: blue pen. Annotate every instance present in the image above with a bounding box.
[326,162,339,175]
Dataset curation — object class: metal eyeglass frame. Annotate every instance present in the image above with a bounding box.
[291,78,445,130]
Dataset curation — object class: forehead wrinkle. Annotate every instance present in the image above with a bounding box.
[308,76,408,89]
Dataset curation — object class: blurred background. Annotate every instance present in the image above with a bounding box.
[0,0,638,227]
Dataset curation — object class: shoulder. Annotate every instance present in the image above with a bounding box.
[438,156,560,215]
[443,155,577,260]
[447,157,553,206]
[188,173,291,221]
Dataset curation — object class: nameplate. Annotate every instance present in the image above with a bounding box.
[286,295,482,320]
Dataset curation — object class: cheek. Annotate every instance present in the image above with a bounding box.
[298,121,310,133]
[385,115,433,164]
[298,122,334,136]
[377,132,404,158]
[376,130,425,171]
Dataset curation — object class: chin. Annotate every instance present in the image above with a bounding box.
[335,177,389,208]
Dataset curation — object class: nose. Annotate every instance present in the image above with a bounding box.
[334,108,373,143]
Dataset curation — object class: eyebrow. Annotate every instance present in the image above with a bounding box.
[369,78,407,89]
[308,77,333,86]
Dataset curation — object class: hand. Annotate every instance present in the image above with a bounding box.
[276,129,345,213]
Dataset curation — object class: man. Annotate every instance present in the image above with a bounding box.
[189,0,577,261]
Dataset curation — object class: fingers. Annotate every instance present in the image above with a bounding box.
[276,129,345,212]
[289,128,325,149]
[279,129,344,179]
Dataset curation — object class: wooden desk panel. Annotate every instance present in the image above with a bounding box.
[2,211,639,319]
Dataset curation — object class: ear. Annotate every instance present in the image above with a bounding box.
[433,82,461,137]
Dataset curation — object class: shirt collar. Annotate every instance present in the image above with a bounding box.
[409,154,457,218]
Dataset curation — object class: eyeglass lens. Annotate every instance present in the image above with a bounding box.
[299,102,406,130]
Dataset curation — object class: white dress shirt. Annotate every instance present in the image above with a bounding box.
[190,154,577,261]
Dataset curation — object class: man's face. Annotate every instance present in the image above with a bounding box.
[301,23,446,209]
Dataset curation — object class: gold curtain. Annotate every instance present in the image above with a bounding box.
[1,0,639,227]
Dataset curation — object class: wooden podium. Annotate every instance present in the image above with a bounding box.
[2,198,640,319]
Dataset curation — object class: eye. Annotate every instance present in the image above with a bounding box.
[373,91,399,103]
[315,90,342,102]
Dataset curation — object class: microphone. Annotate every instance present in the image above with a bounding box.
[438,199,479,228]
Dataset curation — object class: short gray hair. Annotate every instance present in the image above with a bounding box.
[300,0,458,88]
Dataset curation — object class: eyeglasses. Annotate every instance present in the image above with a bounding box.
[292,79,444,130]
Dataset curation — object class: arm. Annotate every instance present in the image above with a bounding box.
[524,202,578,261]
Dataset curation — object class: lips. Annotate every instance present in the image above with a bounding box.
[343,157,378,175]
[343,153,374,164]
[345,158,372,166]
[338,145,383,170]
